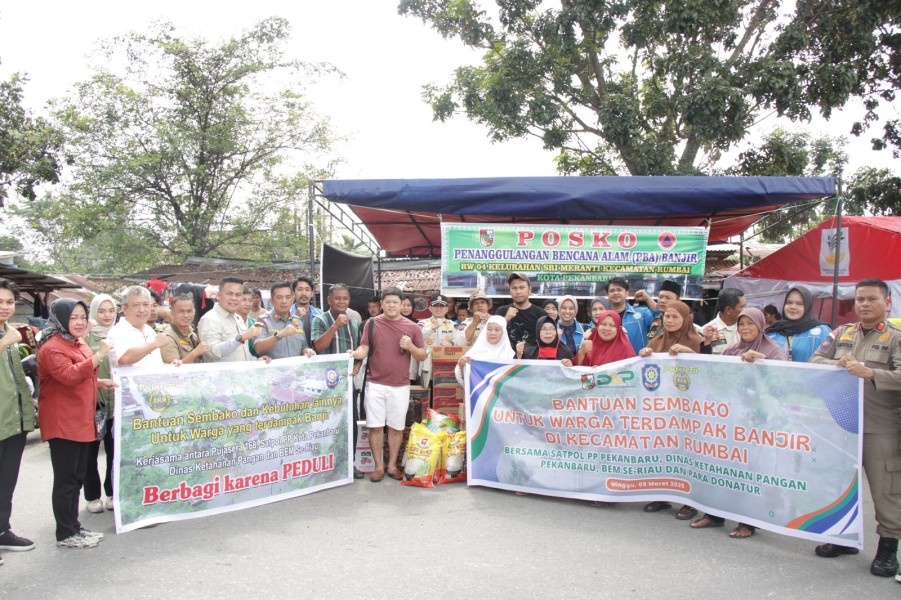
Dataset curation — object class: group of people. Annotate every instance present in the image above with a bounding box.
[0,271,899,580]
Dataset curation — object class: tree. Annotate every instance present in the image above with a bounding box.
[15,18,337,272]
[0,70,63,207]
[399,1,901,175]
[726,128,847,241]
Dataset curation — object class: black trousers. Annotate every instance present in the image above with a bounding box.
[0,432,27,532]
[49,438,90,541]
[84,419,114,500]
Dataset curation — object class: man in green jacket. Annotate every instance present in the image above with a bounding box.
[0,278,37,563]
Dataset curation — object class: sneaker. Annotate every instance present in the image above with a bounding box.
[78,528,104,541]
[85,499,104,513]
[57,532,99,549]
[104,496,114,511]
[815,543,859,558]
[0,530,35,552]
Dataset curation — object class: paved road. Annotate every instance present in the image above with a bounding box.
[4,433,899,599]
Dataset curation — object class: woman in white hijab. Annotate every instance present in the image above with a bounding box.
[454,315,514,386]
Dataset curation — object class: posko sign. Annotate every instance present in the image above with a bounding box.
[440,223,709,299]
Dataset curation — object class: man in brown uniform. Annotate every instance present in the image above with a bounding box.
[811,278,901,577]
[161,294,208,364]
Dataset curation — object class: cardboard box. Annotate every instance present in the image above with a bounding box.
[431,346,467,386]
[432,385,465,413]
[430,346,467,362]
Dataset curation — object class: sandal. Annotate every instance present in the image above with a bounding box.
[369,470,384,482]
[690,516,724,529]
[643,501,672,513]
[729,524,756,539]
[387,470,403,481]
[514,491,529,496]
[675,505,698,520]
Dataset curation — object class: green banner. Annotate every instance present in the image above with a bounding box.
[112,356,352,533]
[441,223,709,299]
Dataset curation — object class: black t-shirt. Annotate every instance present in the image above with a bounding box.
[496,303,549,349]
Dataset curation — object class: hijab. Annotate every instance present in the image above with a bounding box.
[464,315,515,361]
[590,296,611,312]
[581,309,636,366]
[401,295,417,322]
[542,299,559,323]
[39,298,87,347]
[557,295,581,353]
[89,294,117,339]
[647,300,702,353]
[523,315,574,361]
[766,286,829,337]
[724,307,787,360]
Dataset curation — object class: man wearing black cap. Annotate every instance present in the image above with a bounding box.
[419,294,458,384]
[647,280,684,343]
[497,273,548,350]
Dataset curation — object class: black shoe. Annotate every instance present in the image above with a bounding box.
[353,468,365,480]
[815,543,859,558]
[0,530,34,552]
[643,501,672,513]
[871,537,899,577]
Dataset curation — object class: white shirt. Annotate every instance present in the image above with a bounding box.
[107,319,164,368]
[703,314,740,354]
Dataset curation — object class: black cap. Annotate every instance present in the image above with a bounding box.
[430,294,449,306]
[659,280,682,296]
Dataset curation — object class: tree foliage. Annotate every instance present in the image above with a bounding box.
[0,70,63,207]
[15,18,337,273]
[399,0,901,174]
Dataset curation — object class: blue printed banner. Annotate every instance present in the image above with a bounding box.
[466,354,864,548]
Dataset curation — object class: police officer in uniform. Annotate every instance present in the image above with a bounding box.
[810,278,901,577]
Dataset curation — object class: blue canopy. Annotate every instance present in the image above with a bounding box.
[320,176,835,256]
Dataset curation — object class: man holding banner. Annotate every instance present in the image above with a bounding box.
[811,278,901,578]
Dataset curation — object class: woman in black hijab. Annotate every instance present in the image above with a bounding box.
[518,315,574,365]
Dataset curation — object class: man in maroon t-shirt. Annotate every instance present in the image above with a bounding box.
[350,287,426,482]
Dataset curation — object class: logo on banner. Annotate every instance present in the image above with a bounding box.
[148,390,172,412]
[479,229,495,247]
[642,364,661,391]
[673,371,691,391]
[819,227,849,276]
[582,370,635,389]
[325,368,339,388]
[657,231,677,250]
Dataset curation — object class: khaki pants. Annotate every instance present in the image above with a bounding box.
[863,432,901,539]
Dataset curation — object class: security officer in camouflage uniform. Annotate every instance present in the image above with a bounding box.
[810,278,901,577]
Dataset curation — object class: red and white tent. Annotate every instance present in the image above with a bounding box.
[725,216,901,325]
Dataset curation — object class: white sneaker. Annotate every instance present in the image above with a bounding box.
[78,528,104,541]
[57,532,99,549]
[104,496,114,511]
[85,499,104,514]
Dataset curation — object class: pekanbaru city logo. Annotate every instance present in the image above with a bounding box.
[479,229,495,247]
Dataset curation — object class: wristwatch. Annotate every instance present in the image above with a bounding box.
[235,334,243,343]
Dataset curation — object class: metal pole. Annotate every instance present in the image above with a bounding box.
[307,180,316,280]
[830,191,843,328]
[739,231,745,269]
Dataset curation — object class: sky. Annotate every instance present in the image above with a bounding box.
[2,0,899,184]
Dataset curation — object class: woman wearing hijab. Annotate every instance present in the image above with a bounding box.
[454,316,514,387]
[519,316,574,365]
[84,294,117,514]
[639,300,702,519]
[38,299,115,549]
[577,309,636,367]
[766,286,830,363]
[691,307,787,539]
[400,296,417,322]
[557,296,589,356]
[542,299,559,323]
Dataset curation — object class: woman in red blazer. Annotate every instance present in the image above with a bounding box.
[38,299,114,549]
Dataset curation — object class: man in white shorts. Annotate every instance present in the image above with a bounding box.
[350,287,426,482]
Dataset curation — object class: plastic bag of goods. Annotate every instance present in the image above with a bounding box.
[437,430,467,484]
[425,408,460,434]
[400,422,446,488]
